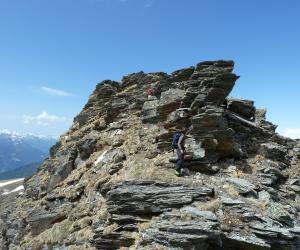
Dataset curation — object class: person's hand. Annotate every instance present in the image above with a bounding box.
[181,150,184,154]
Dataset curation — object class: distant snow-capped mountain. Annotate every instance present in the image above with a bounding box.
[0,129,57,140]
[0,130,57,173]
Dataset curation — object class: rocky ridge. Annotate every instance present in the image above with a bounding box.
[1,60,300,250]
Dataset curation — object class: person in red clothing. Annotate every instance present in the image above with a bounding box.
[147,88,155,97]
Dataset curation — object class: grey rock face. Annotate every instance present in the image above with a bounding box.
[258,190,271,202]
[170,66,195,82]
[105,180,214,215]
[255,108,267,122]
[227,98,256,120]
[226,177,257,197]
[143,218,221,249]
[180,206,218,221]
[222,233,272,250]
[47,148,78,191]
[196,60,234,72]
[158,88,186,116]
[166,108,192,127]
[260,143,289,163]
[221,196,245,206]
[248,223,300,249]
[92,231,135,250]
[27,207,69,235]
[267,202,294,227]
[78,131,101,160]
[141,99,159,122]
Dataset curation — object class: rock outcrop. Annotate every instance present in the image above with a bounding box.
[1,60,300,250]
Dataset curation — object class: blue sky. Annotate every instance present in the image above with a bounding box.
[0,0,299,138]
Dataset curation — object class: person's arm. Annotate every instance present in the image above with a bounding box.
[177,134,184,153]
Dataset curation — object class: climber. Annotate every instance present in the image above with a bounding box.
[173,127,190,176]
[146,88,155,97]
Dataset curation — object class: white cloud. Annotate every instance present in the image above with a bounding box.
[41,86,72,97]
[23,112,70,126]
[282,128,300,139]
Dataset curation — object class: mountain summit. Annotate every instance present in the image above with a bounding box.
[1,61,300,249]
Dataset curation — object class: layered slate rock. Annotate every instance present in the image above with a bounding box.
[27,207,68,235]
[142,210,222,249]
[226,177,257,197]
[260,142,290,164]
[105,180,214,216]
[227,98,256,120]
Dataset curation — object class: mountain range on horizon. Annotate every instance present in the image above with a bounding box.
[0,129,58,141]
[0,130,56,173]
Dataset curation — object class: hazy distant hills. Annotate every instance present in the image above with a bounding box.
[0,162,41,180]
[0,130,56,173]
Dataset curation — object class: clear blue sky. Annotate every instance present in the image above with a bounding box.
[0,0,299,138]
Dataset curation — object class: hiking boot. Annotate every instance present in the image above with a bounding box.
[175,170,181,176]
[181,168,190,176]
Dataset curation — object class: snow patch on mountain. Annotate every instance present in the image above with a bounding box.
[0,178,24,188]
[2,185,24,195]
[0,129,58,140]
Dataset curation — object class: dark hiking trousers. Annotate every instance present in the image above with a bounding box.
[176,148,184,172]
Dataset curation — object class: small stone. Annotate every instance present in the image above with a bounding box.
[258,191,271,202]
[211,165,220,173]
[226,177,257,197]
[221,196,245,206]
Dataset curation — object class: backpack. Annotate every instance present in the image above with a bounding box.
[171,132,182,150]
